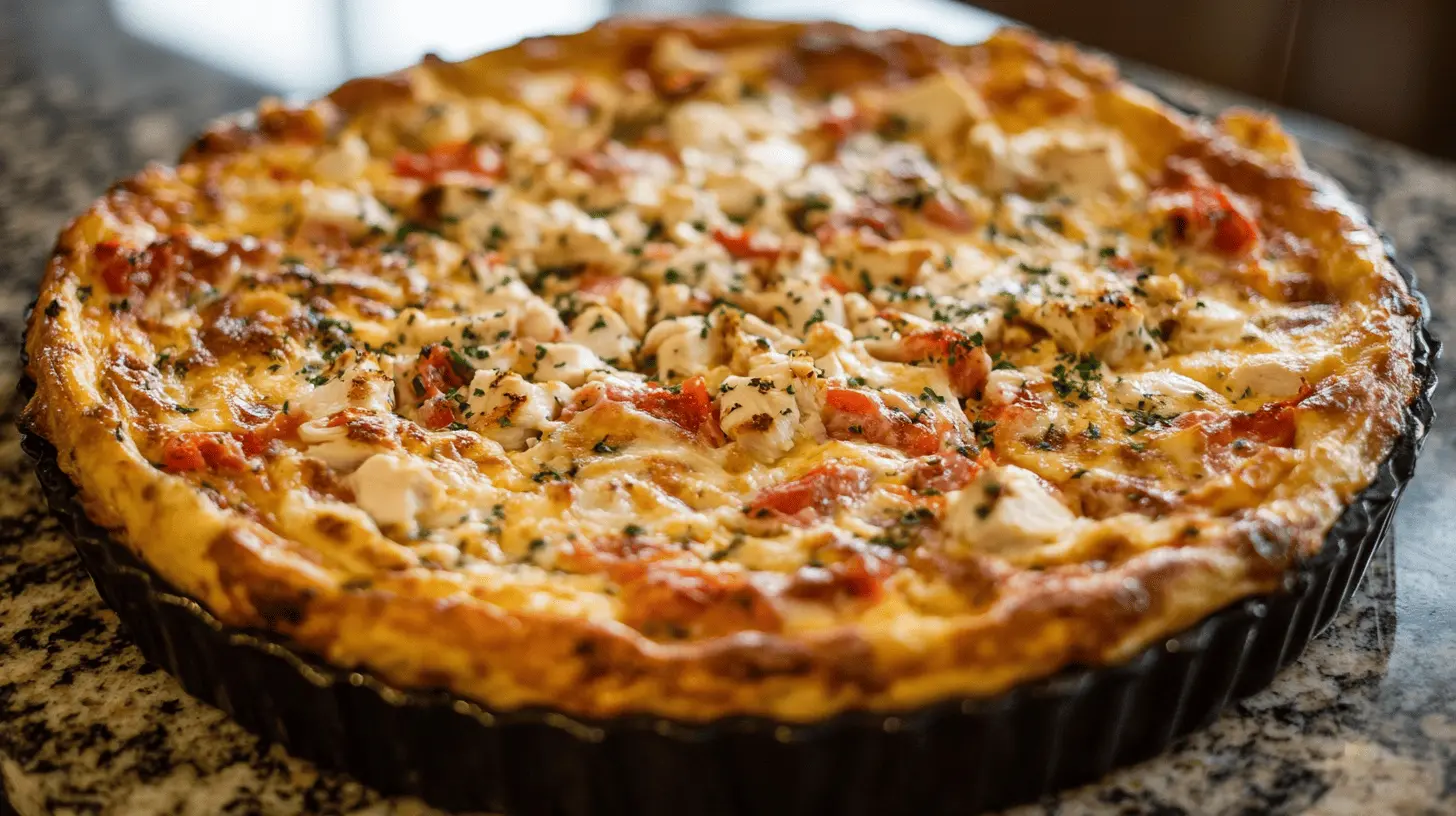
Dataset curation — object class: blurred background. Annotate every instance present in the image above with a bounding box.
[14,0,1455,159]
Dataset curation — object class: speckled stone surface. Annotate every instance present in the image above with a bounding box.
[0,3,1453,814]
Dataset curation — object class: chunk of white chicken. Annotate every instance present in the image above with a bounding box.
[532,200,628,272]
[440,186,540,253]
[1005,128,1142,198]
[1108,370,1224,414]
[878,72,989,156]
[345,452,446,538]
[294,354,399,468]
[982,367,1042,407]
[762,278,846,335]
[1025,292,1162,367]
[471,257,565,341]
[781,164,858,216]
[653,183,730,233]
[653,283,711,321]
[701,137,808,219]
[1223,353,1314,401]
[297,184,396,241]
[589,276,653,338]
[843,293,899,341]
[717,308,804,374]
[641,315,718,381]
[943,465,1081,558]
[393,308,519,354]
[300,355,397,420]
[667,101,747,153]
[467,98,549,148]
[718,366,801,463]
[1168,298,1251,353]
[463,369,563,450]
[820,233,937,290]
[530,342,608,388]
[313,134,371,183]
[297,419,385,471]
[568,305,637,364]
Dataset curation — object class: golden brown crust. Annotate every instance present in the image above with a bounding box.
[24,19,1421,721]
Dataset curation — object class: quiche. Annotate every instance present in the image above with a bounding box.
[23,19,1423,723]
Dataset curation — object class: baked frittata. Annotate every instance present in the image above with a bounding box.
[23,20,1423,721]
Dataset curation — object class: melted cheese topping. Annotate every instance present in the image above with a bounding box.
[28,23,1421,720]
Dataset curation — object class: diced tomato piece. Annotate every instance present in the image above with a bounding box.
[557,533,679,585]
[412,345,470,430]
[910,447,994,493]
[93,233,268,298]
[393,141,502,183]
[822,388,943,456]
[620,567,783,638]
[898,329,992,398]
[417,396,458,431]
[1211,200,1259,255]
[893,423,941,457]
[820,274,852,295]
[568,149,621,181]
[819,113,862,142]
[831,554,893,600]
[1227,405,1297,448]
[818,98,865,143]
[940,351,991,398]
[416,345,473,399]
[1153,176,1260,257]
[237,410,305,456]
[745,463,874,522]
[567,77,596,110]
[576,274,625,296]
[851,202,904,241]
[162,433,248,473]
[787,551,894,603]
[94,240,135,295]
[94,239,165,297]
[100,260,133,296]
[824,387,879,415]
[1106,254,1141,274]
[812,201,902,244]
[161,437,206,473]
[1176,385,1307,463]
[641,242,677,262]
[620,376,724,444]
[920,193,974,233]
[711,226,781,263]
[1183,404,1298,450]
[392,152,434,180]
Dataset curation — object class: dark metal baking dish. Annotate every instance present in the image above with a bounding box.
[15,147,1440,816]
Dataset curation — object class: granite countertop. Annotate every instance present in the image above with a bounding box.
[1,2,1453,814]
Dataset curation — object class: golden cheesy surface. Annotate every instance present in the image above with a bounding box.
[24,21,1422,720]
